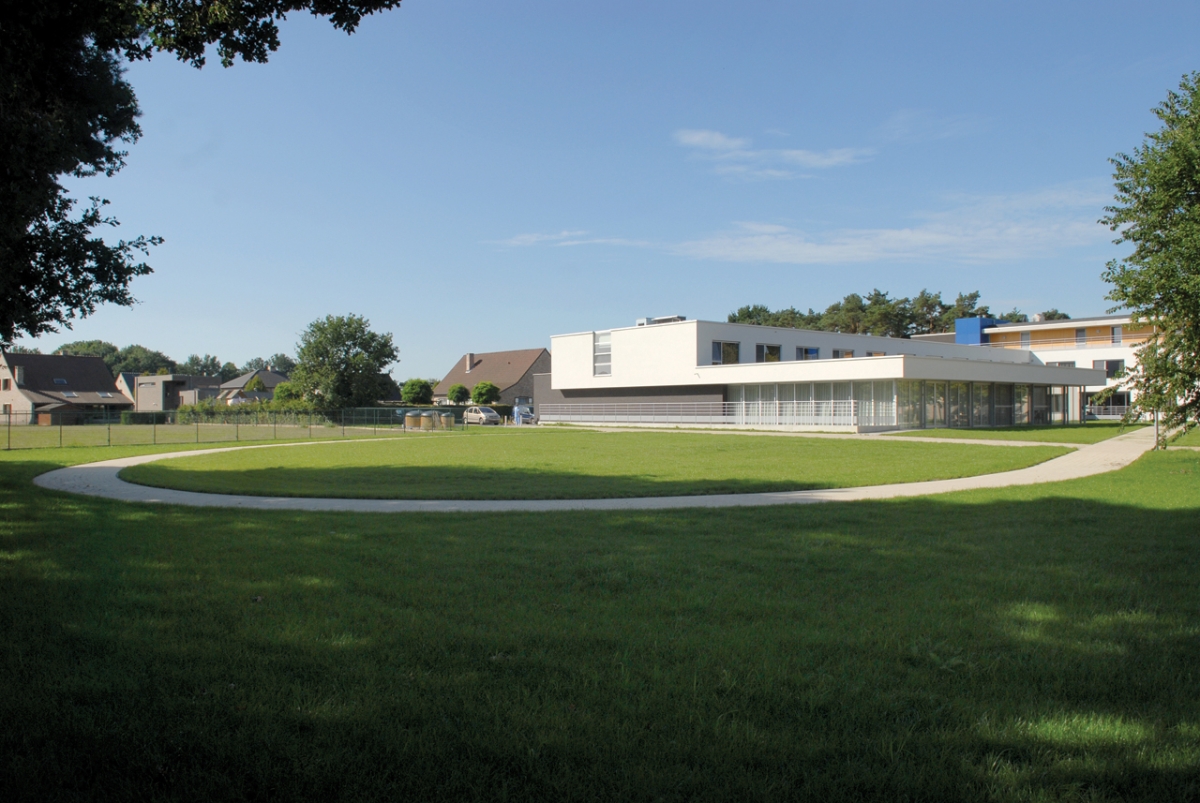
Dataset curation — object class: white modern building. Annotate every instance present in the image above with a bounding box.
[533,316,1107,431]
[960,314,1148,418]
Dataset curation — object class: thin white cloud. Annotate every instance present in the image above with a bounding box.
[494,185,1111,266]
[674,128,874,179]
[493,230,587,247]
[675,187,1111,264]
[881,109,983,143]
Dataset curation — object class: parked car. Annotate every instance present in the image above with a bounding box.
[513,405,536,425]
[464,406,501,425]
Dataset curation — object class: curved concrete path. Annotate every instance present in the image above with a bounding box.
[31,427,1157,513]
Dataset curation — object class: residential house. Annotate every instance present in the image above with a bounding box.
[132,374,222,412]
[433,349,552,406]
[0,352,132,423]
[218,368,290,405]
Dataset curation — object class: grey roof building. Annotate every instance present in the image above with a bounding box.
[0,352,132,420]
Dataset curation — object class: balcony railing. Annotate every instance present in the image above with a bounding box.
[986,333,1148,351]
[538,400,896,428]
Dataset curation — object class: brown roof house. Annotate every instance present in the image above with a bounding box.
[433,348,551,406]
[0,352,132,423]
[217,368,290,405]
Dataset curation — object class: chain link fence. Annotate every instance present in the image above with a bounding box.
[0,407,464,451]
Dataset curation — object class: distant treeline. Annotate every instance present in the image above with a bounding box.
[729,290,1070,338]
[44,339,297,380]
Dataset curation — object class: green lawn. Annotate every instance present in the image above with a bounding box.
[119,428,1070,500]
[1173,426,1200,446]
[885,421,1145,443]
[3,443,1200,800]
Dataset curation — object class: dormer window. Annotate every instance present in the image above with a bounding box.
[62,391,78,397]
[54,378,68,385]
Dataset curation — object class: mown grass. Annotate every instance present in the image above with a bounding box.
[2,443,1200,801]
[1173,426,1200,446]
[119,428,1070,500]
[885,421,1144,443]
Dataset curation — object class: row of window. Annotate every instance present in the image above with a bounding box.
[711,342,884,365]
[1015,326,1123,347]
[1048,359,1125,378]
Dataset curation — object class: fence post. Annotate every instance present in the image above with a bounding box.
[373,409,377,436]
[273,410,277,440]
[107,419,111,447]
[153,416,157,445]
[6,413,10,451]
[235,411,239,442]
[196,416,200,444]
[59,417,63,448]
[342,409,345,438]
[308,412,312,439]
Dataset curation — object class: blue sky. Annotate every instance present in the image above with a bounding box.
[23,0,1200,380]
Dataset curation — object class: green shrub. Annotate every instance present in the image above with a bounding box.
[447,383,469,404]
[471,381,501,404]
[401,378,434,405]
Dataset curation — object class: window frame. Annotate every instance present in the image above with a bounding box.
[712,341,740,365]
[754,344,782,363]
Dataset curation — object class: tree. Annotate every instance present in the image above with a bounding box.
[244,375,267,392]
[272,381,300,402]
[401,378,433,405]
[939,292,990,332]
[2,2,403,348]
[242,353,296,374]
[471,381,501,404]
[1038,309,1071,320]
[910,290,949,335]
[111,344,175,374]
[1101,72,1200,437]
[447,383,470,404]
[290,314,397,409]
[998,309,1029,323]
[54,339,120,368]
[178,353,222,377]
[219,362,241,382]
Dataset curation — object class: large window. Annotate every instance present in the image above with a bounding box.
[994,384,1014,426]
[1075,328,1087,346]
[1020,332,1031,348]
[1093,359,1125,378]
[972,383,992,427]
[1111,326,1123,344]
[925,382,947,428]
[1032,386,1050,424]
[755,344,781,363]
[897,381,923,428]
[712,341,740,365]
[593,332,611,376]
[1014,385,1030,425]
[797,347,819,360]
[948,382,970,427]
[832,349,855,359]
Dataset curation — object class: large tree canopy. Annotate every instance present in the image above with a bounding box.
[1,1,403,346]
[1101,72,1200,436]
[727,289,1063,338]
[290,314,397,409]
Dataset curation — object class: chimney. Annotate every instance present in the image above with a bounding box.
[465,353,475,373]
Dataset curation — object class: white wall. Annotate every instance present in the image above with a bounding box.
[550,320,1105,391]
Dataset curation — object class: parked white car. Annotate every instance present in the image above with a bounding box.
[464,406,501,425]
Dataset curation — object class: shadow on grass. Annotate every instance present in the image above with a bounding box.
[117,449,1066,501]
[122,463,842,499]
[3,452,1200,801]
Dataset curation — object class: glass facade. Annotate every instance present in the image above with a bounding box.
[728,380,1080,429]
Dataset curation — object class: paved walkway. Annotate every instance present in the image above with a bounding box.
[32,427,1158,513]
